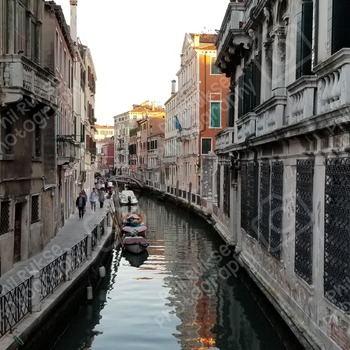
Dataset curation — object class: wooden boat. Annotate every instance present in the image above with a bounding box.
[119,190,138,206]
[122,236,149,254]
[121,212,147,237]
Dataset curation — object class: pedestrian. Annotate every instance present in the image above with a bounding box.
[98,189,105,208]
[82,190,88,213]
[90,188,98,212]
[76,192,86,219]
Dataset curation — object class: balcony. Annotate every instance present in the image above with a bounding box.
[215,127,234,153]
[314,48,350,115]
[287,76,317,126]
[236,112,256,143]
[255,96,287,138]
[216,2,250,76]
[0,55,57,107]
[57,137,81,166]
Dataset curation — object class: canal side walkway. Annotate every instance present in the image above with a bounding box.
[0,197,119,350]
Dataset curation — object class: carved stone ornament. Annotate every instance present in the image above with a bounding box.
[263,7,271,22]
[232,32,252,50]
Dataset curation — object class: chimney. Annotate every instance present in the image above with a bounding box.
[171,80,176,95]
[194,34,200,48]
[70,0,78,43]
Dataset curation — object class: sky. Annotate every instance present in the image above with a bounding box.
[54,0,229,125]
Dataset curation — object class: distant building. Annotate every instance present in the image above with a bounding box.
[98,141,115,176]
[114,101,164,175]
[137,114,165,187]
[95,124,115,153]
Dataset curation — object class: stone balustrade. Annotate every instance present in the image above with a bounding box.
[286,76,317,126]
[57,139,81,165]
[215,127,234,152]
[0,55,57,106]
[255,96,286,138]
[314,48,350,115]
[236,112,256,143]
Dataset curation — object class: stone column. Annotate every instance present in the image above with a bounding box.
[270,26,286,96]
[97,224,101,242]
[86,233,92,260]
[64,248,72,281]
[31,270,42,312]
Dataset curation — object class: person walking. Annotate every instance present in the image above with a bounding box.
[90,188,98,213]
[98,189,105,208]
[76,192,86,219]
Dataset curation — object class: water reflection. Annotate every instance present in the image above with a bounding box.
[122,250,149,268]
[50,196,304,350]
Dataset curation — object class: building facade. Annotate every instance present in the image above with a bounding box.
[0,0,96,276]
[114,101,165,175]
[164,81,179,191]
[0,0,58,274]
[214,1,350,349]
[171,33,229,201]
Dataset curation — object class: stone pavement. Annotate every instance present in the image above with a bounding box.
[0,197,117,350]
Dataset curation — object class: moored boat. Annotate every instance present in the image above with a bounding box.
[122,236,149,254]
[119,190,138,206]
[120,211,149,253]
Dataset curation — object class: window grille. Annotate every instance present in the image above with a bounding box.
[31,195,40,223]
[270,161,284,260]
[259,162,270,249]
[295,159,314,284]
[223,164,230,216]
[247,162,259,239]
[240,162,248,232]
[0,201,10,235]
[324,157,350,308]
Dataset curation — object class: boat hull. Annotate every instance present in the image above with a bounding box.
[122,236,149,254]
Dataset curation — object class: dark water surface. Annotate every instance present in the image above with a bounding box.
[50,196,304,350]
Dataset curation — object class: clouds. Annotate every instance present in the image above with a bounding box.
[54,0,228,124]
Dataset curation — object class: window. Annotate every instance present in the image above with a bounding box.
[31,20,37,61]
[0,200,10,235]
[210,102,221,128]
[210,56,221,75]
[296,2,313,78]
[16,5,26,54]
[34,121,41,157]
[201,138,212,154]
[31,195,40,223]
[0,0,7,54]
[332,0,350,54]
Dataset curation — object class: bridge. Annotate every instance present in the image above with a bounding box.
[109,175,145,189]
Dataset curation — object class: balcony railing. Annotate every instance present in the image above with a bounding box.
[0,55,57,106]
[314,48,350,115]
[255,96,287,138]
[236,112,256,143]
[215,127,234,152]
[57,137,81,165]
[287,76,317,126]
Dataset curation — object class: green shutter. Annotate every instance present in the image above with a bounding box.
[210,102,221,128]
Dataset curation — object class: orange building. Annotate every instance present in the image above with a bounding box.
[170,33,229,196]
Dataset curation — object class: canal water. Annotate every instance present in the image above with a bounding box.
[50,195,305,350]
